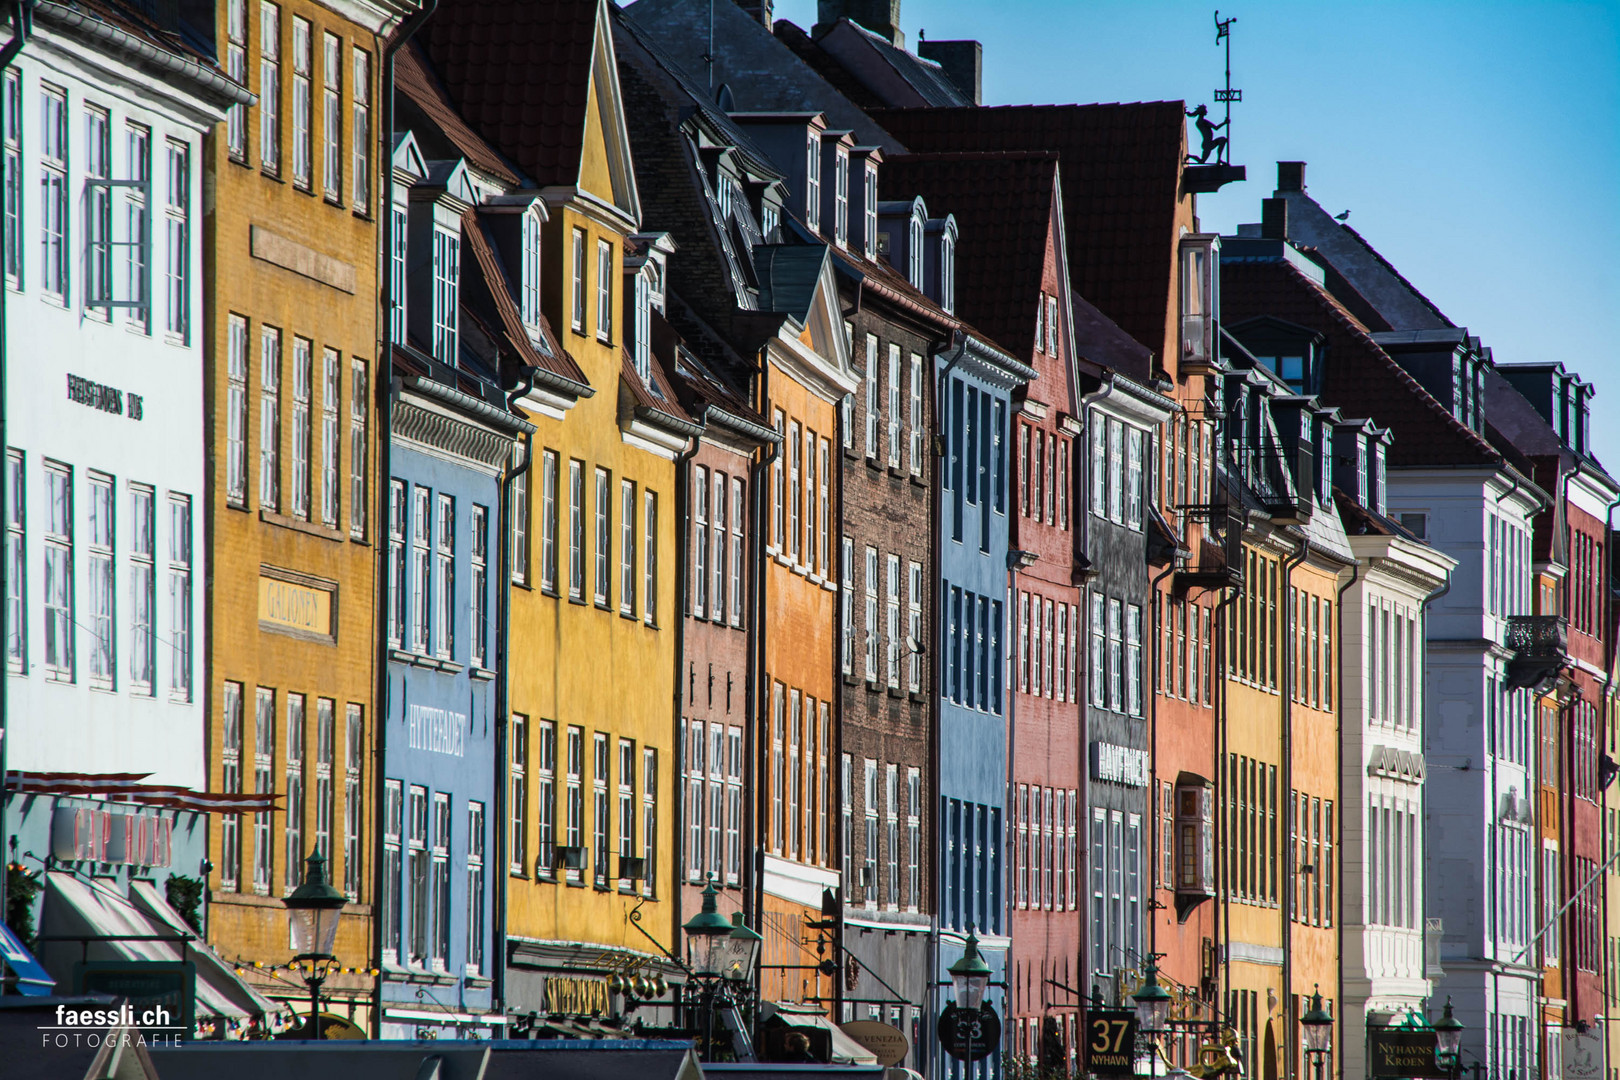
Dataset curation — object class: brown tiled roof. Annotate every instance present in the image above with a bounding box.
[396,41,521,187]
[872,103,1189,359]
[881,151,1057,361]
[422,0,602,189]
[462,210,588,389]
[1221,259,1500,469]
[1334,489,1423,543]
[621,347,698,434]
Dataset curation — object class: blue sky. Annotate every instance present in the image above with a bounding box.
[763,0,1620,467]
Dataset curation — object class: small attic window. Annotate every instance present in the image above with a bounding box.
[833,148,849,248]
[1256,355,1305,393]
[521,208,542,333]
[908,210,923,290]
[1372,442,1387,515]
[1034,295,1045,354]
[762,201,780,242]
[432,226,460,363]
[863,165,878,258]
[940,231,955,314]
[805,132,821,233]
[1046,295,1058,355]
[633,269,652,385]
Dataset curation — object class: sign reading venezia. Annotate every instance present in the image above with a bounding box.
[407,704,468,757]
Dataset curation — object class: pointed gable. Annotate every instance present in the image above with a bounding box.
[424,0,640,220]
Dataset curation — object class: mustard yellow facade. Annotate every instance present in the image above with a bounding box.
[1221,536,1345,1080]
[202,0,407,1032]
[502,27,684,1021]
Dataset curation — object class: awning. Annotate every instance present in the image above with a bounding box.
[5,771,281,812]
[765,1002,881,1065]
[0,921,54,995]
[36,871,281,1019]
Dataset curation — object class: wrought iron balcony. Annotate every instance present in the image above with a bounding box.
[1174,499,1244,592]
[1504,614,1568,691]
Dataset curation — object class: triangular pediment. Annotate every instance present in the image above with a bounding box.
[576,0,641,222]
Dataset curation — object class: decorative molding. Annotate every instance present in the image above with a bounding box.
[394,397,514,471]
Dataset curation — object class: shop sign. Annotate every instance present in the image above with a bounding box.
[1083,1008,1137,1076]
[407,704,468,758]
[840,1019,909,1066]
[258,573,335,640]
[1562,1028,1605,1080]
[1368,1029,1448,1078]
[543,975,611,1017]
[1090,742,1149,787]
[52,807,172,867]
[938,1003,999,1062]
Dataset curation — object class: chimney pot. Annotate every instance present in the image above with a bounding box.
[1277,161,1306,194]
[815,0,904,48]
[734,0,773,29]
[1261,198,1288,240]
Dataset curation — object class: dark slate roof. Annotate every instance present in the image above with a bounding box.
[463,210,589,390]
[396,40,523,187]
[623,0,903,150]
[871,103,1189,360]
[753,243,829,325]
[793,17,969,108]
[770,18,892,110]
[1070,290,1153,382]
[45,0,218,69]
[1334,489,1424,543]
[1220,258,1502,469]
[421,0,602,189]
[880,151,1058,362]
[1333,219,1455,328]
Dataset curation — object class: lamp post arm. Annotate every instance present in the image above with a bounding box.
[1510,845,1620,963]
[626,898,692,974]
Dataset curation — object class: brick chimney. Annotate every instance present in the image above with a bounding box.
[1261,197,1288,240]
[917,38,982,105]
[1277,161,1306,194]
[814,0,903,48]
[734,0,773,29]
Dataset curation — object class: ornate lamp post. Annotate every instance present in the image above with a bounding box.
[1299,986,1334,1080]
[720,912,763,984]
[1133,961,1173,1076]
[948,931,992,1011]
[683,880,735,1059]
[939,930,997,1077]
[282,851,346,1039]
[1434,998,1464,1078]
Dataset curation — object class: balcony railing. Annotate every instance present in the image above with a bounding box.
[1505,614,1568,691]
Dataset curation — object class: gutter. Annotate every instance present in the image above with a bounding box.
[632,402,704,439]
[527,362,594,401]
[1333,552,1361,1057]
[402,374,537,436]
[33,0,253,108]
[373,0,438,1036]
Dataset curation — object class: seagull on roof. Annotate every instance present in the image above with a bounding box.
[1334,210,1351,221]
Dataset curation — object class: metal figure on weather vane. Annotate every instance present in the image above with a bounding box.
[1188,11,1242,166]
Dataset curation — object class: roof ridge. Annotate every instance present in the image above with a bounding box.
[1332,219,1456,329]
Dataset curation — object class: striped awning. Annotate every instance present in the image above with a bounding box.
[4,772,281,813]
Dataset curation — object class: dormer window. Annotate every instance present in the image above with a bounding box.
[940,231,955,314]
[391,203,407,342]
[520,209,542,333]
[1372,441,1387,515]
[833,148,849,248]
[908,211,923,289]
[632,269,651,384]
[431,227,459,362]
[805,132,821,232]
[1355,435,1368,504]
[863,165,877,257]
[1046,295,1059,356]
[762,201,780,241]
[1034,296,1045,354]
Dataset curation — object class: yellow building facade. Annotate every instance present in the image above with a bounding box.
[202,0,408,1032]
[498,7,688,1027]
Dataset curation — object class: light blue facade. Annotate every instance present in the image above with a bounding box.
[932,335,1034,1080]
[378,422,508,1038]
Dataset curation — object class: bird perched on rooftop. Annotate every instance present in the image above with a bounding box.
[1334,210,1351,221]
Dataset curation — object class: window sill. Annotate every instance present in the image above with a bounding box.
[568,594,589,606]
[774,554,793,568]
[790,563,807,578]
[619,609,639,622]
[324,196,344,211]
[820,579,837,593]
[352,208,374,223]
[843,672,860,686]
[260,170,283,184]
[594,600,612,612]
[435,658,463,674]
[887,685,904,699]
[228,155,251,169]
[469,666,495,681]
[909,473,927,488]
[509,867,530,880]
[259,508,347,543]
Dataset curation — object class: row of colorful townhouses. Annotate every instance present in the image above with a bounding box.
[3,0,1619,1078]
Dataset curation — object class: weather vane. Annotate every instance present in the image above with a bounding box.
[1188,11,1241,166]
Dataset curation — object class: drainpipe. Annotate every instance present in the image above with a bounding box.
[1144,558,1175,963]
[1213,584,1241,1018]
[1333,553,1360,1062]
[924,343,944,1073]
[746,348,777,985]
[1416,569,1448,1045]
[490,370,534,1028]
[1277,535,1307,1072]
[0,0,32,972]
[371,0,437,1037]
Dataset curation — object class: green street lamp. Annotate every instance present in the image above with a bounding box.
[682,879,734,979]
[1434,998,1464,1067]
[1300,985,1334,1063]
[948,929,993,1011]
[282,851,347,1038]
[720,911,763,983]
[1132,961,1173,1036]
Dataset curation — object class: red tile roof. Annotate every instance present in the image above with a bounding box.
[872,103,1189,359]
[422,0,602,189]
[1221,259,1500,469]
[396,41,522,187]
[462,210,588,389]
[880,151,1057,361]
